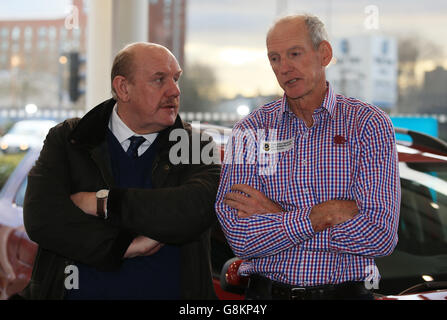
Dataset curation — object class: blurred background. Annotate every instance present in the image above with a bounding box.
[0,2,447,298]
[0,0,446,147]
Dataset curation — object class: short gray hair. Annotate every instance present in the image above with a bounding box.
[267,14,329,49]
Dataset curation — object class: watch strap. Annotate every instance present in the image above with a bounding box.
[97,197,106,219]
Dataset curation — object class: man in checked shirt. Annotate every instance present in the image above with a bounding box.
[215,14,400,300]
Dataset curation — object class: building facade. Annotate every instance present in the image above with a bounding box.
[420,66,447,114]
[0,0,187,110]
[149,0,186,67]
[327,34,398,112]
[0,0,87,109]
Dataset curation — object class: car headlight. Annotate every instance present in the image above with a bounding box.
[1,143,8,150]
[19,143,29,151]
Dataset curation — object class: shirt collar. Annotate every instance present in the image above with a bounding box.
[321,81,337,120]
[108,104,158,144]
[281,81,337,120]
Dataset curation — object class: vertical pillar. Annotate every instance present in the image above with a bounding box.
[86,0,113,109]
[172,0,182,61]
[86,0,148,110]
[112,0,149,57]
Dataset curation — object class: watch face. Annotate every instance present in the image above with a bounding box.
[96,189,109,199]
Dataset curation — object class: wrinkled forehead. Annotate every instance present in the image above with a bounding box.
[266,18,311,50]
[137,46,180,67]
[134,46,182,74]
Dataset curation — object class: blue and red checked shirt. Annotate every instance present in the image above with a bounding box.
[215,82,400,286]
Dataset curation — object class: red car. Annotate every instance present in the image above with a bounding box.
[1,126,447,300]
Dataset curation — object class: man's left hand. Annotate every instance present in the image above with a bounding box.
[124,236,164,258]
[70,192,97,216]
[224,184,284,218]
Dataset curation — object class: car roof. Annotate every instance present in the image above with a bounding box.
[395,128,447,164]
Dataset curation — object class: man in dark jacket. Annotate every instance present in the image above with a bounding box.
[22,42,220,299]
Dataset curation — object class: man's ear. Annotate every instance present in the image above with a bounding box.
[318,40,333,67]
[112,76,130,102]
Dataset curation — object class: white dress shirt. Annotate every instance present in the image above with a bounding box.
[108,104,158,156]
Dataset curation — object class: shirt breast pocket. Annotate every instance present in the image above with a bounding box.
[313,139,355,201]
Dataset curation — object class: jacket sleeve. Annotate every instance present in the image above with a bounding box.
[23,122,133,271]
[106,137,221,245]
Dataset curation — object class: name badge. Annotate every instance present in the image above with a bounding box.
[260,138,294,154]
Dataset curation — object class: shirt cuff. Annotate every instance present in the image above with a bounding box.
[282,207,315,244]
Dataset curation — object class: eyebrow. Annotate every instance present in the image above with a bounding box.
[151,70,183,78]
[152,70,182,76]
[288,45,305,51]
[268,45,305,56]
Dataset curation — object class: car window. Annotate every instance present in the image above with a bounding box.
[374,162,447,294]
[397,164,447,255]
[14,176,28,208]
[8,121,56,139]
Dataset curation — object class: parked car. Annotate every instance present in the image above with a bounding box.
[0,149,39,299]
[0,125,446,300]
[0,120,57,154]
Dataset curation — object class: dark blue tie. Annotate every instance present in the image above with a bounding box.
[126,136,146,158]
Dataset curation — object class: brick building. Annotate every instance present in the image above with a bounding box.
[0,0,87,108]
[149,0,186,67]
[0,0,187,109]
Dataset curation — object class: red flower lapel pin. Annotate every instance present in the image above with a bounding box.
[333,135,347,145]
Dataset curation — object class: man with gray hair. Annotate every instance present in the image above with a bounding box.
[23,42,220,299]
[215,14,400,300]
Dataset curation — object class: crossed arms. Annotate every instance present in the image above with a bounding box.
[215,114,400,260]
[69,192,164,258]
[24,121,220,270]
[224,184,358,233]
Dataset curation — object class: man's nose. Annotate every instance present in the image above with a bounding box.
[279,58,293,74]
[166,79,181,97]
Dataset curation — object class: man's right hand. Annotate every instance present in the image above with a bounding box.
[124,236,164,258]
[310,200,359,233]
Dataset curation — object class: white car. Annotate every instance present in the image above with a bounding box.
[0,120,57,154]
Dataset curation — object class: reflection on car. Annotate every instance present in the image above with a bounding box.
[0,125,446,300]
[0,149,39,299]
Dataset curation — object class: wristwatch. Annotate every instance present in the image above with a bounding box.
[96,189,109,219]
